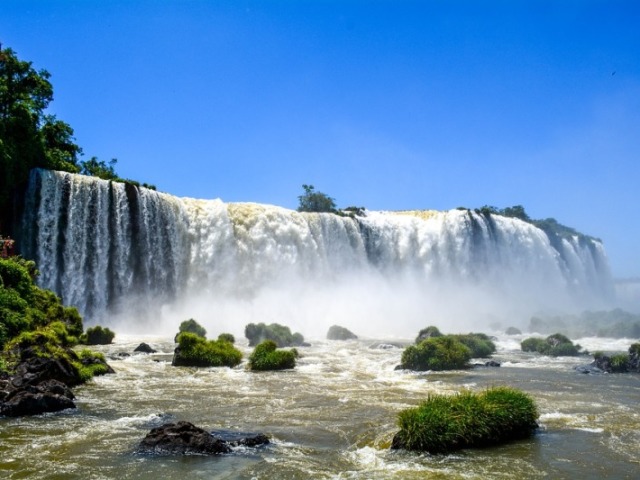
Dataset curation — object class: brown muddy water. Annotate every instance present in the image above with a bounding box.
[1,335,638,479]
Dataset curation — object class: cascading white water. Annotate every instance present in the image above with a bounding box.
[20,169,614,335]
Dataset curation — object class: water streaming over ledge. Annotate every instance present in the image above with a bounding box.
[20,169,613,334]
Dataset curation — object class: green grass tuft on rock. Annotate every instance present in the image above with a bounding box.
[172,332,242,368]
[400,336,471,371]
[392,387,538,453]
[248,340,296,371]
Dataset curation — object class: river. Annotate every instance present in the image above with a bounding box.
[1,334,638,479]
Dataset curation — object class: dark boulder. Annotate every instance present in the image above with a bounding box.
[1,379,75,417]
[138,421,270,455]
[11,348,83,387]
[139,421,231,455]
[134,343,157,354]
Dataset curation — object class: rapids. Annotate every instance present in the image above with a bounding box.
[1,333,638,479]
[19,169,613,335]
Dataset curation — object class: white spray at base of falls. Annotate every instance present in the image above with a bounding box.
[20,169,614,337]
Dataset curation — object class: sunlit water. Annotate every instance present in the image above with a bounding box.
[1,335,638,479]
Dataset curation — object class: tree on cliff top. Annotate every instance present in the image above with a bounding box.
[297,184,337,213]
[0,45,82,233]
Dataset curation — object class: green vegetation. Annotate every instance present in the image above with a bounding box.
[392,387,538,453]
[248,340,296,371]
[297,184,337,213]
[415,325,443,343]
[174,318,207,342]
[400,336,472,371]
[80,325,115,345]
[474,205,600,243]
[244,322,305,347]
[402,327,496,370]
[0,45,153,236]
[452,333,496,358]
[521,333,581,357]
[217,333,235,344]
[326,325,358,340]
[172,332,242,368]
[0,255,109,383]
[1,256,82,348]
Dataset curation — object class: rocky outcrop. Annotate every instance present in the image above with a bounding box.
[326,325,358,341]
[0,379,75,417]
[134,343,157,354]
[138,421,269,455]
[1,346,113,417]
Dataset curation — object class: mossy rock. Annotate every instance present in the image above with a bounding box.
[174,319,206,342]
[244,322,305,347]
[392,387,539,453]
[326,325,358,341]
[415,325,443,344]
[80,325,115,345]
[172,332,242,368]
[400,336,471,371]
[505,327,522,335]
[521,333,580,357]
[248,340,296,371]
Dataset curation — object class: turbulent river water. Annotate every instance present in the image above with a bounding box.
[1,334,638,479]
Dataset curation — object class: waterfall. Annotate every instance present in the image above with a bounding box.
[20,169,614,334]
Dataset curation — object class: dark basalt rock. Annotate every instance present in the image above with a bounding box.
[139,421,231,455]
[574,364,605,375]
[1,379,75,417]
[134,343,157,354]
[138,421,270,455]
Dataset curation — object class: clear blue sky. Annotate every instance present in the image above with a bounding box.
[2,1,639,278]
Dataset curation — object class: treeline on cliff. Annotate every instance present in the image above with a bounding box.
[0,44,154,236]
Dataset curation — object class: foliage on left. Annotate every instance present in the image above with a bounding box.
[0,256,109,383]
[0,45,154,236]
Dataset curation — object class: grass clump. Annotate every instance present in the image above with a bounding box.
[245,322,305,347]
[521,333,581,357]
[172,332,242,368]
[400,336,471,371]
[248,340,296,371]
[392,387,538,453]
[415,325,443,343]
[80,325,115,345]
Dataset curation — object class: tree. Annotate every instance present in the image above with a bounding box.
[79,156,120,181]
[297,184,337,213]
[0,45,81,234]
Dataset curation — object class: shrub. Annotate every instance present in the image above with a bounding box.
[392,387,538,453]
[248,340,296,371]
[629,343,640,355]
[217,333,235,344]
[415,325,443,343]
[326,325,358,340]
[172,332,242,368]
[400,336,471,371]
[609,354,630,373]
[80,325,115,345]
[452,333,496,358]
[244,322,305,347]
[521,333,580,357]
[174,318,206,342]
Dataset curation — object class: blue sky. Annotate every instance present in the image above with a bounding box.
[2,1,639,278]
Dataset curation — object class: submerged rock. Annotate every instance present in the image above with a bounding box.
[134,343,157,354]
[138,421,269,455]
